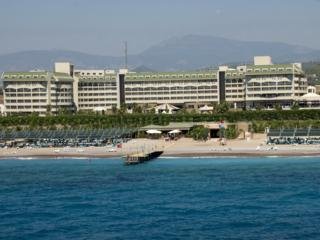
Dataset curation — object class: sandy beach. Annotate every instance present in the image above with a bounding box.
[1,134,320,159]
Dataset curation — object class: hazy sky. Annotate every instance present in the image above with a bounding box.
[1,0,320,56]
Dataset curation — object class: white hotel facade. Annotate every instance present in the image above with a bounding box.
[1,56,308,115]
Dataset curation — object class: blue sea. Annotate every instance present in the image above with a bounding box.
[1,157,320,240]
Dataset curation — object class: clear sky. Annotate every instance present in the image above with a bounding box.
[1,0,320,56]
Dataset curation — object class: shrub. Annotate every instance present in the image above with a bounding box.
[224,125,239,139]
[189,125,209,141]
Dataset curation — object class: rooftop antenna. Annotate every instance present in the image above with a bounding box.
[124,41,128,69]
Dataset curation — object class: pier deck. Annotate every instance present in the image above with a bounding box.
[124,151,163,165]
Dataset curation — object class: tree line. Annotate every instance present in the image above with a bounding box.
[1,109,320,132]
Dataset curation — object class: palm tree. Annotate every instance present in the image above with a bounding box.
[215,101,230,114]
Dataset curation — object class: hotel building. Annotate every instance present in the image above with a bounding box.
[124,71,219,106]
[245,56,308,109]
[1,56,308,115]
[74,69,118,112]
[1,66,75,115]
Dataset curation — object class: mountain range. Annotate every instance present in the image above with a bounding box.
[1,35,320,74]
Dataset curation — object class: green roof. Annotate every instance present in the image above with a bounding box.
[126,70,218,81]
[225,69,245,79]
[53,72,74,81]
[2,71,78,82]
[53,72,70,76]
[246,63,304,76]
[3,71,48,76]
[140,122,197,131]
[1,62,305,83]
[2,71,49,81]
[247,63,293,69]
[78,74,117,82]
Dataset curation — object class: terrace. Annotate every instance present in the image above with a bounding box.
[0,128,136,148]
[267,127,320,144]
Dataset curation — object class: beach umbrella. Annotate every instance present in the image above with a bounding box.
[154,103,180,114]
[146,129,162,134]
[168,129,181,134]
[199,105,213,112]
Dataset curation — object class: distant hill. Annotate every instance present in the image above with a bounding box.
[1,35,320,75]
[0,50,123,72]
[135,35,320,70]
[131,65,156,72]
[303,62,320,85]
[303,62,320,75]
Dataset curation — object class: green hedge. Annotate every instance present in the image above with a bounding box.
[252,120,320,133]
[1,109,320,130]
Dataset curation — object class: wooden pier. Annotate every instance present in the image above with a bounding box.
[124,151,163,165]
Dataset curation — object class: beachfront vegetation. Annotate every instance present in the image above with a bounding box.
[224,125,239,139]
[215,101,230,114]
[251,119,320,133]
[1,109,320,132]
[188,126,210,141]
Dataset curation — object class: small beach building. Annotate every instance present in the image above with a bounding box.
[141,122,227,138]
[299,86,320,109]
[154,103,180,114]
[199,105,214,113]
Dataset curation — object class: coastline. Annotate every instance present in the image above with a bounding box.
[1,152,320,160]
[1,134,320,159]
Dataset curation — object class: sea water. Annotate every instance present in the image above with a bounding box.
[0,157,320,240]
